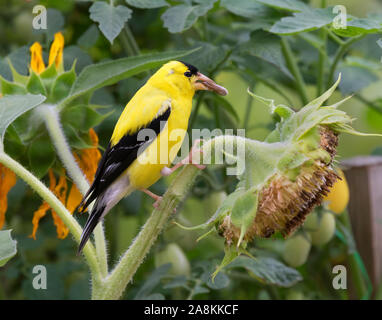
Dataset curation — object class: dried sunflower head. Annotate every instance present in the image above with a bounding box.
[176,75,380,274]
[221,126,339,243]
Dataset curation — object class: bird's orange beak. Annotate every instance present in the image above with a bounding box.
[193,72,228,96]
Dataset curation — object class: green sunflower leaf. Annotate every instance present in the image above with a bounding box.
[227,256,302,287]
[28,134,56,178]
[0,230,17,267]
[125,0,169,9]
[26,71,47,96]
[270,7,335,35]
[255,0,309,12]
[89,2,132,44]
[161,1,216,33]
[0,94,46,144]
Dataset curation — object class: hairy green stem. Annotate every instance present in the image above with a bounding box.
[281,37,309,105]
[38,105,89,191]
[38,104,108,278]
[99,136,242,299]
[0,151,101,286]
[101,165,200,299]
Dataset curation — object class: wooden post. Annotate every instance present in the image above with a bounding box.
[342,156,382,290]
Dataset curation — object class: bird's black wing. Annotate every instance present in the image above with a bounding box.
[78,106,171,213]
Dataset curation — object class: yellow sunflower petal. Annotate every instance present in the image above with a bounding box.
[30,169,56,239]
[49,32,64,69]
[51,169,69,239]
[30,169,70,239]
[53,169,68,203]
[0,164,17,229]
[74,129,101,183]
[30,202,50,240]
[80,148,101,182]
[66,184,84,214]
[29,42,46,74]
[85,128,101,181]
[51,211,69,239]
[89,128,99,146]
[66,129,101,214]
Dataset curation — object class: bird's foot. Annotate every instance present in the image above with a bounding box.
[142,188,161,204]
[141,188,176,212]
[161,139,206,176]
[153,196,163,209]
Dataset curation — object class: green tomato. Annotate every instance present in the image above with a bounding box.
[304,211,336,246]
[282,233,311,267]
[155,243,191,277]
[304,211,319,231]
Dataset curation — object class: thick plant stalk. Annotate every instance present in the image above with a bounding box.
[38,105,108,277]
[38,105,89,191]
[0,151,102,287]
[100,165,201,299]
[99,136,238,299]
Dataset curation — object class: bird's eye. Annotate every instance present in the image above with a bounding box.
[184,71,192,78]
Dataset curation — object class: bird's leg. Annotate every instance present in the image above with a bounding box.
[141,188,163,208]
[161,139,206,177]
[141,188,177,212]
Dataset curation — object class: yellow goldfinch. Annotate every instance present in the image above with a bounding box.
[77,61,228,254]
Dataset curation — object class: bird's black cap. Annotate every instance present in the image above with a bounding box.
[179,61,198,75]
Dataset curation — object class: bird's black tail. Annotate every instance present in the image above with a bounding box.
[77,200,106,255]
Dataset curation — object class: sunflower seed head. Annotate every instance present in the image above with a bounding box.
[218,127,340,244]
